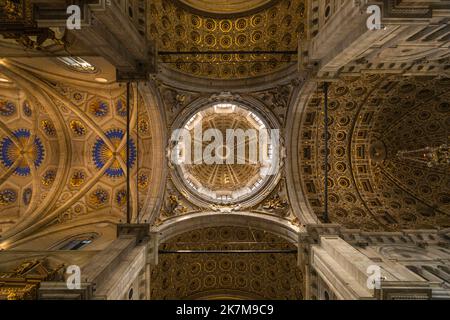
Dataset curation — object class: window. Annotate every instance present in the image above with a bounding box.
[52,233,98,250]
[56,57,97,73]
[59,239,92,251]
[128,288,134,300]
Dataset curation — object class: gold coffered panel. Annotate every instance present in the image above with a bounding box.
[148,0,306,79]
[151,226,303,300]
[299,75,450,231]
[185,111,260,193]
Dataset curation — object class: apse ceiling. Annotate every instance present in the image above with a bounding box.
[148,0,306,79]
[151,226,303,300]
[298,74,450,231]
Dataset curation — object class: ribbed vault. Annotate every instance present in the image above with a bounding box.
[0,61,163,249]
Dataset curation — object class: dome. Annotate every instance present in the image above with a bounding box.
[172,103,279,205]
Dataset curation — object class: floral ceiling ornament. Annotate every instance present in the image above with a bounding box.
[41,169,56,186]
[69,120,87,136]
[137,173,150,189]
[22,100,32,117]
[41,120,57,137]
[92,129,137,178]
[70,170,86,188]
[22,188,32,206]
[89,99,109,117]
[0,129,45,176]
[116,189,127,207]
[0,99,16,116]
[138,118,149,134]
[89,188,109,207]
[0,189,17,206]
[116,99,127,117]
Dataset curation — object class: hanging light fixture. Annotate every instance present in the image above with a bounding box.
[397,144,450,167]
[57,56,97,73]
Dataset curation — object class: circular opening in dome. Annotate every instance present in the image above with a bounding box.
[218,145,232,161]
[170,102,280,205]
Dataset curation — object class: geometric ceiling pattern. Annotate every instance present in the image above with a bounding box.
[151,226,303,300]
[0,70,153,242]
[179,104,266,204]
[0,84,59,235]
[298,74,450,231]
[148,0,306,79]
[151,82,297,227]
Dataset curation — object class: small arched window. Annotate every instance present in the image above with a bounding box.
[128,288,134,300]
[52,233,98,250]
[59,239,92,251]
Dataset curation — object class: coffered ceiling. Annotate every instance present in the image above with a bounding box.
[151,226,303,300]
[148,0,306,79]
[297,74,450,231]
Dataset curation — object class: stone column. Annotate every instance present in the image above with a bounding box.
[145,231,159,300]
[310,235,438,299]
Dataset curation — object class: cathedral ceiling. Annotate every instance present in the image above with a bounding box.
[1,1,449,250]
[148,0,306,79]
[151,226,303,300]
[0,60,159,248]
[297,74,450,231]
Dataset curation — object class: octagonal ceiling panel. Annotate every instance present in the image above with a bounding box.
[176,103,275,204]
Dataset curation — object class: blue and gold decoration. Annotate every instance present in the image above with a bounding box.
[116,98,127,117]
[116,189,127,207]
[70,170,86,188]
[0,129,45,176]
[89,188,109,207]
[70,120,87,136]
[22,188,32,206]
[0,99,16,117]
[138,173,149,189]
[0,189,17,206]
[41,169,56,186]
[41,120,57,137]
[92,128,136,178]
[89,99,109,117]
[23,100,32,117]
